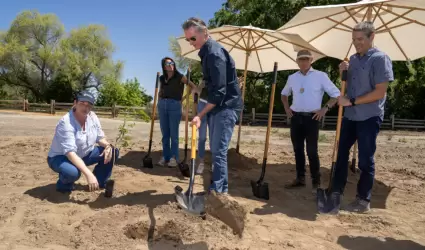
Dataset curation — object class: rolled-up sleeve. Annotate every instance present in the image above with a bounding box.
[207,52,227,105]
[281,75,293,96]
[92,113,105,142]
[321,72,340,98]
[56,121,77,155]
[373,54,394,85]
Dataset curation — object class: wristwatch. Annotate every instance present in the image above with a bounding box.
[350,97,356,106]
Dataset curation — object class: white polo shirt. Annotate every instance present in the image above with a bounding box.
[281,68,340,112]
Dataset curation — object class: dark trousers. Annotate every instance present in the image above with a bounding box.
[331,116,382,202]
[290,113,320,184]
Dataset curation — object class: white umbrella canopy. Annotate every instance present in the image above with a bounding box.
[177,24,326,73]
[277,0,425,61]
[177,24,326,153]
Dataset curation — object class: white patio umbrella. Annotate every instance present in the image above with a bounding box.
[277,0,425,61]
[177,24,326,153]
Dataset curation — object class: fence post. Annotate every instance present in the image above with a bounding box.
[24,99,29,111]
[252,108,256,124]
[22,99,26,111]
[391,114,395,130]
[112,103,116,118]
[50,99,55,114]
[321,115,326,128]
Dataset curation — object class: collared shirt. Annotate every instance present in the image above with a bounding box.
[344,47,394,121]
[48,110,105,158]
[281,67,340,112]
[198,38,243,114]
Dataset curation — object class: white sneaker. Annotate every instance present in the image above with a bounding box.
[168,158,177,167]
[196,161,205,175]
[157,158,166,166]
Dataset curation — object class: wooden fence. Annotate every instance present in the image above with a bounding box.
[1,99,424,131]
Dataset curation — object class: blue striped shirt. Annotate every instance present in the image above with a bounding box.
[48,110,105,158]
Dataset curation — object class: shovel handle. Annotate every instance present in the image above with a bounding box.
[263,62,278,159]
[184,67,191,145]
[149,72,160,141]
[191,92,198,160]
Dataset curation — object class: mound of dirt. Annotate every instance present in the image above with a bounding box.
[206,191,247,238]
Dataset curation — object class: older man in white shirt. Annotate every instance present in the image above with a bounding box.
[281,49,340,193]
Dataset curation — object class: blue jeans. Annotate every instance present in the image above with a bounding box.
[47,146,120,192]
[331,116,382,201]
[208,108,238,193]
[197,101,208,159]
[158,99,182,162]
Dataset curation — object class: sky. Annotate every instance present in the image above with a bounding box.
[0,0,225,97]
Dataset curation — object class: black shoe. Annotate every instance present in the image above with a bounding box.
[325,192,342,215]
[284,178,306,189]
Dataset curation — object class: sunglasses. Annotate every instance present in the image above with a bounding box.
[165,61,175,66]
[185,36,196,42]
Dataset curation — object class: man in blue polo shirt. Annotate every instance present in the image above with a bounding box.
[182,17,243,194]
[325,21,394,214]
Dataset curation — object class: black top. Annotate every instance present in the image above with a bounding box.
[198,38,242,114]
[159,71,185,101]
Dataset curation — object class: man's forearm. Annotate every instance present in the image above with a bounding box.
[352,87,387,105]
[281,95,290,110]
[98,138,110,147]
[197,103,216,119]
[326,98,338,108]
[66,152,92,176]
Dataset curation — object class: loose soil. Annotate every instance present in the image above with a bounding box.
[0,111,425,250]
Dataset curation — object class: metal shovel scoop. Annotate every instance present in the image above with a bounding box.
[174,122,206,219]
[142,72,160,168]
[251,62,278,200]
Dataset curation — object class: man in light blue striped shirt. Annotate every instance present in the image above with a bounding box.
[47,91,119,193]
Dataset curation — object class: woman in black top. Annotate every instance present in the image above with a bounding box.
[157,57,197,167]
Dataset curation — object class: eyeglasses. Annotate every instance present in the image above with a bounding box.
[165,61,175,66]
[185,36,196,42]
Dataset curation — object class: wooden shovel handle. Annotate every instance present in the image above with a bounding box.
[263,62,278,159]
[149,72,160,140]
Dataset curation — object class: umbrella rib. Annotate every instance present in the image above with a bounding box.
[265,32,325,56]
[344,6,359,24]
[252,30,296,64]
[376,21,412,33]
[386,4,425,12]
[219,30,248,52]
[253,37,282,50]
[279,6,361,31]
[371,3,384,23]
[308,5,367,43]
[250,31,267,50]
[326,17,355,30]
[375,9,413,32]
[373,6,409,61]
[344,8,369,59]
[254,46,264,73]
[382,6,425,27]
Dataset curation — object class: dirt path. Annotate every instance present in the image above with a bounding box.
[0,111,425,249]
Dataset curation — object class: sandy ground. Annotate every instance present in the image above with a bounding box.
[0,111,425,250]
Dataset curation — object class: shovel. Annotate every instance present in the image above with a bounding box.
[251,62,278,201]
[350,141,357,174]
[178,67,191,177]
[142,72,160,168]
[175,93,206,218]
[317,60,348,213]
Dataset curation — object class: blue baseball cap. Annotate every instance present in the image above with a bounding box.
[76,90,95,105]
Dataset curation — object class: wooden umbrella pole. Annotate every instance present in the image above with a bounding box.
[236,31,251,154]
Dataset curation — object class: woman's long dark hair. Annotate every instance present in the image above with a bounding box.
[161,57,179,81]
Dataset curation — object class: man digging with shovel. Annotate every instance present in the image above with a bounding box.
[179,17,247,236]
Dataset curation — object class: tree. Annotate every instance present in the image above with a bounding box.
[97,77,152,107]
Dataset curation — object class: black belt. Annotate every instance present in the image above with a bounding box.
[293,111,314,116]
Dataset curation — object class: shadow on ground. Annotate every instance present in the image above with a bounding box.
[337,235,425,250]
[197,148,394,222]
[118,148,193,181]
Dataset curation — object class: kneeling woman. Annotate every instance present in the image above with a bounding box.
[157,57,197,167]
[47,91,119,192]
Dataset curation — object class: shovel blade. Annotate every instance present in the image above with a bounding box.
[142,155,153,168]
[178,162,190,178]
[174,185,206,216]
[104,179,115,198]
[250,180,269,200]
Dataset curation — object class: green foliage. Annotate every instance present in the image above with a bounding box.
[97,77,152,107]
[114,109,136,149]
[0,10,122,102]
[169,0,425,118]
